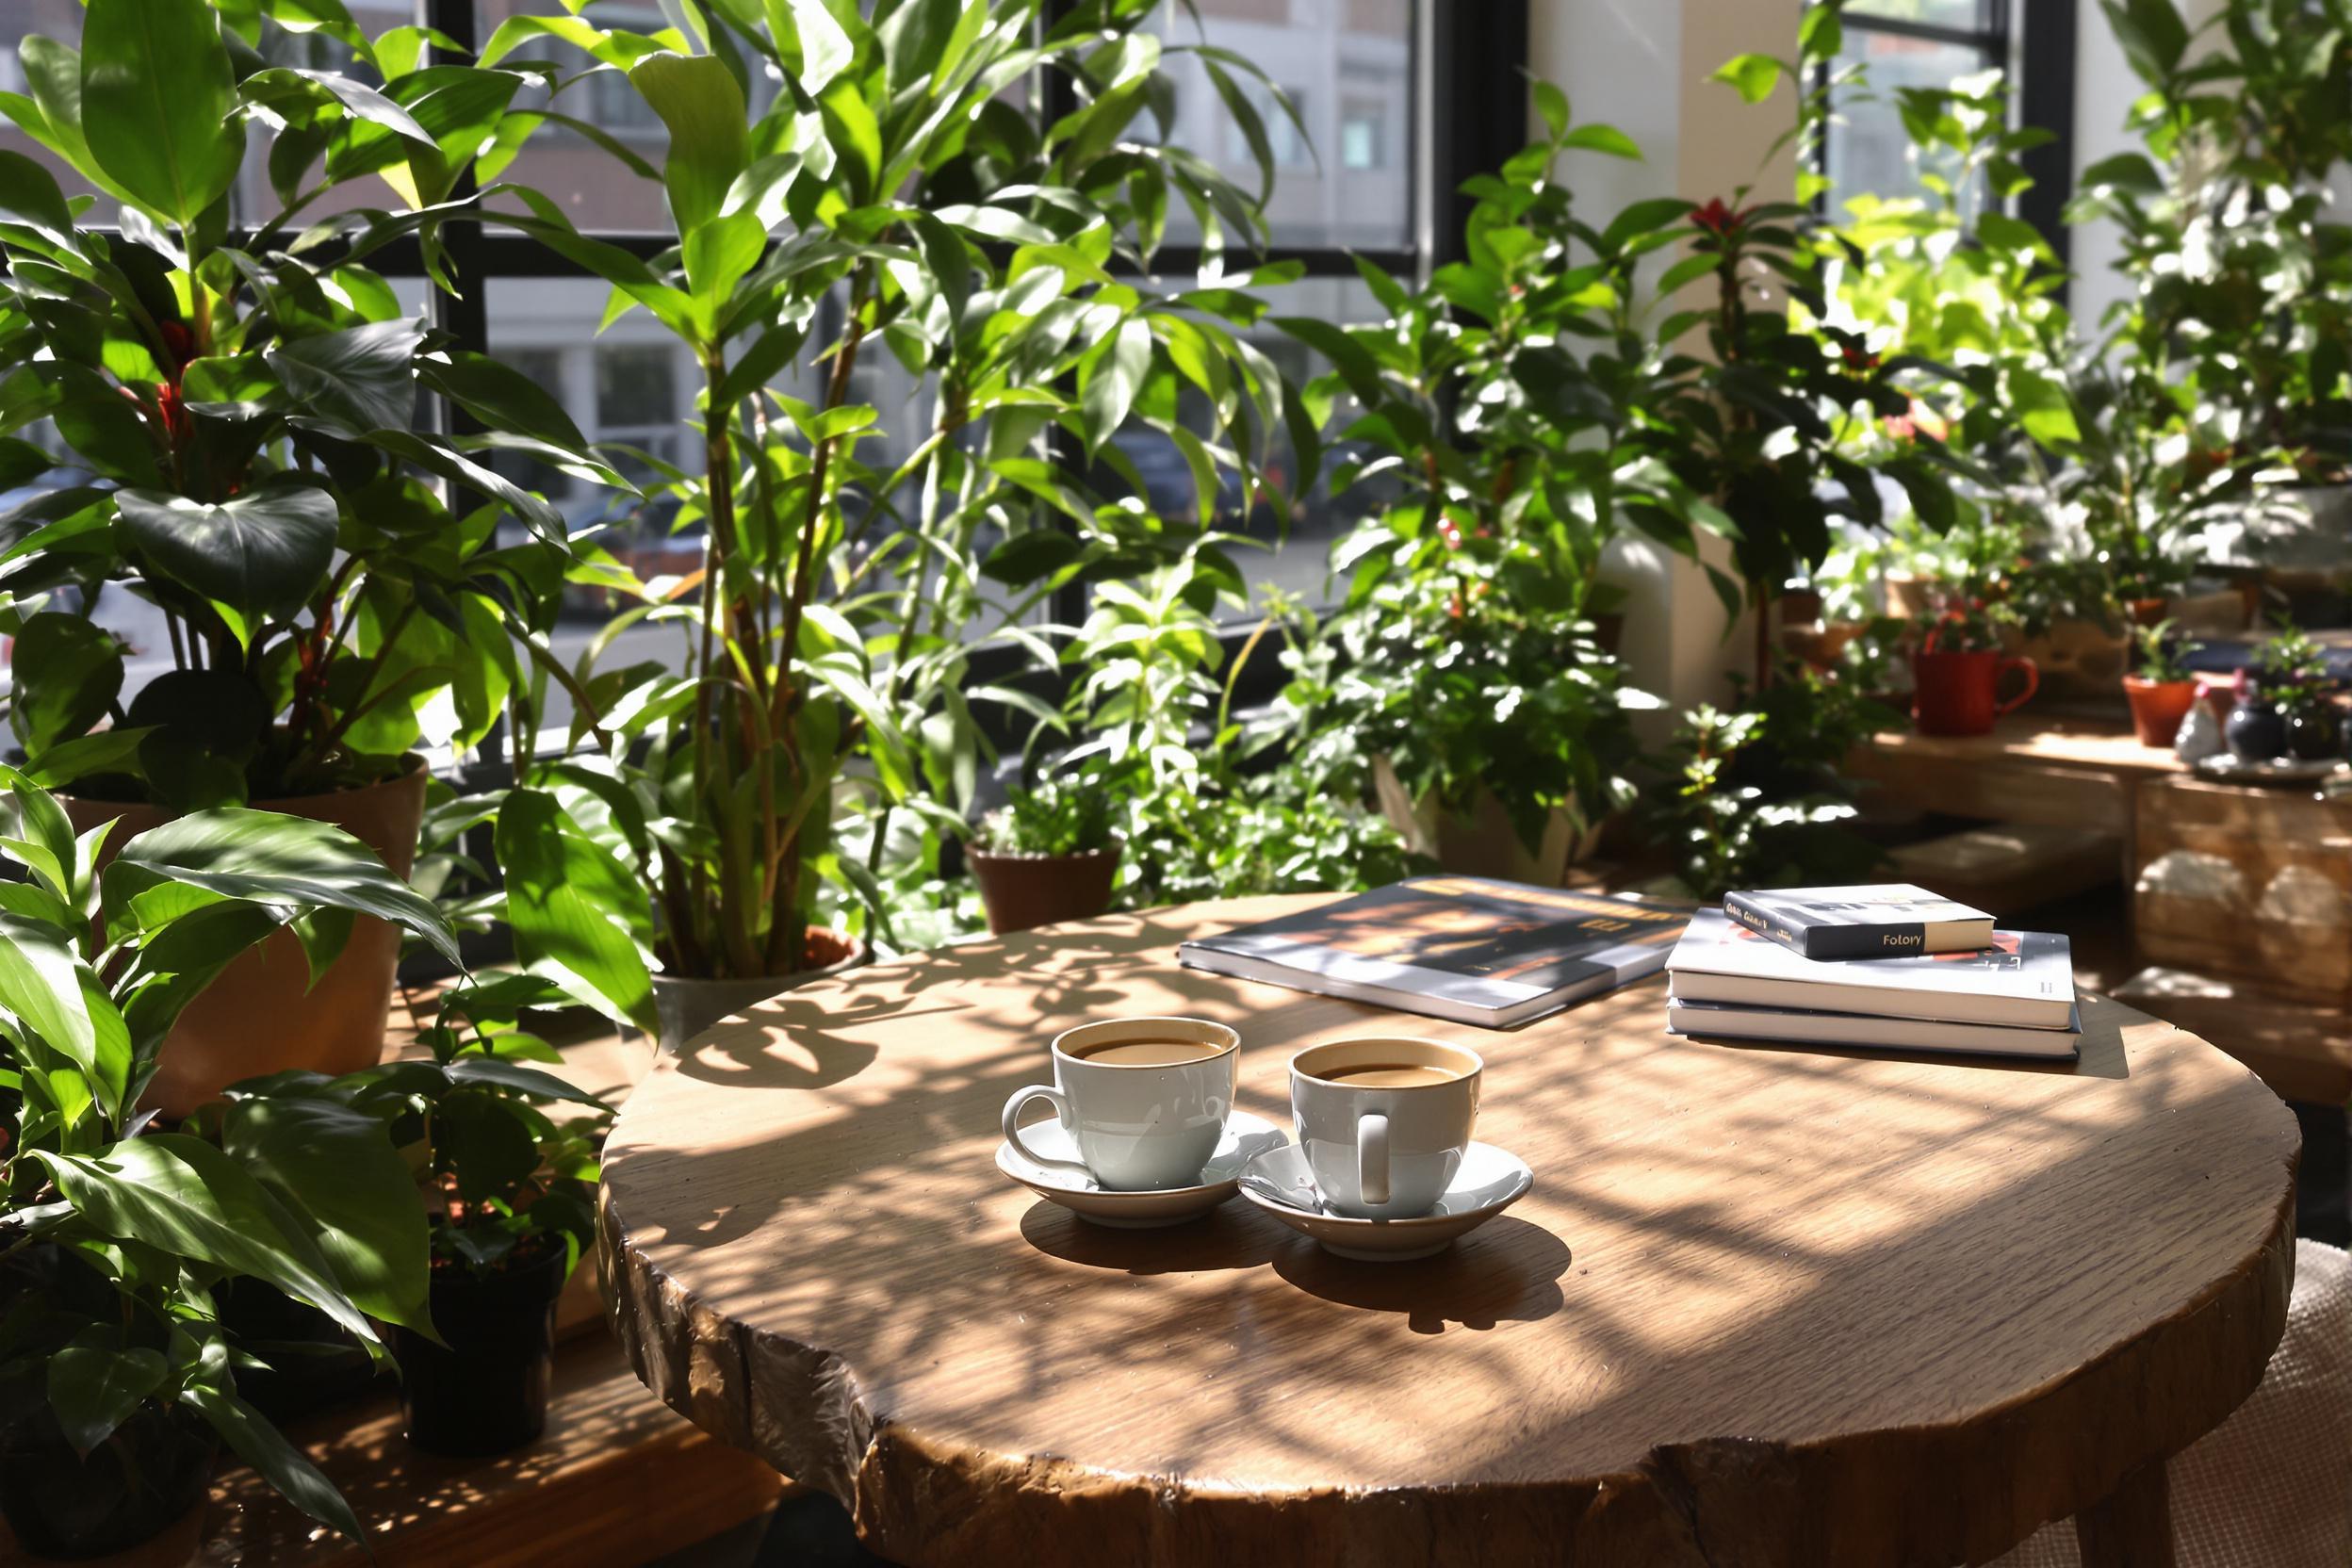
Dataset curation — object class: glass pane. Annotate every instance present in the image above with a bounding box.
[1100,274,1394,614]
[1147,0,1413,251]
[1845,0,1996,27]
[1825,34,1997,205]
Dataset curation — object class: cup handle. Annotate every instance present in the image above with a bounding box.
[1002,1086,1090,1179]
[1995,656,2039,716]
[1358,1113,1390,1207]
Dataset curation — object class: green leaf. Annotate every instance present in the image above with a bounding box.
[0,912,117,1118]
[1081,317,1152,454]
[766,0,855,94]
[116,488,337,625]
[265,318,427,434]
[0,148,74,238]
[8,613,123,759]
[222,1095,433,1338]
[35,1135,375,1344]
[181,1383,364,1544]
[445,1054,612,1108]
[80,0,243,223]
[417,351,589,453]
[2011,369,2082,449]
[106,807,461,966]
[1532,81,1569,139]
[627,52,750,240]
[495,789,655,1034]
[1710,52,1784,105]
[48,1341,167,1458]
[111,898,289,1072]
[21,727,153,791]
[1559,122,1642,160]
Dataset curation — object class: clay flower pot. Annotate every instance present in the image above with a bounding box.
[62,759,430,1119]
[967,841,1122,937]
[2122,676,2199,748]
[1911,649,2038,737]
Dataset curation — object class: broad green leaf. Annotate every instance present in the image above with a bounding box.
[223,1095,433,1337]
[1080,317,1151,453]
[495,789,655,1033]
[80,0,243,223]
[766,0,855,94]
[181,1383,363,1544]
[417,351,589,453]
[445,1054,612,1108]
[1559,122,1642,160]
[116,488,337,625]
[265,318,427,434]
[0,148,73,239]
[1710,52,1784,105]
[111,898,289,1071]
[0,912,114,1117]
[628,52,750,239]
[106,808,461,966]
[2011,369,2082,449]
[8,612,123,758]
[35,1135,374,1344]
[48,1341,168,1458]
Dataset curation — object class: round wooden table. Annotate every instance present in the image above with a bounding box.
[601,897,2299,1567]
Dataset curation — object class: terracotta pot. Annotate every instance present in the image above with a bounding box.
[1912,649,2037,737]
[63,760,429,1119]
[967,841,1121,937]
[651,926,864,1053]
[2122,677,2200,748]
[2126,596,2171,629]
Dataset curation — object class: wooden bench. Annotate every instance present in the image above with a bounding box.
[2115,967,2352,1105]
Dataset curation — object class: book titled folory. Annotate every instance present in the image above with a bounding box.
[1723,883,1995,960]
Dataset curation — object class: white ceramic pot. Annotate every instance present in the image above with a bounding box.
[651,929,864,1053]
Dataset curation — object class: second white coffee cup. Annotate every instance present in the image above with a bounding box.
[1289,1037,1483,1218]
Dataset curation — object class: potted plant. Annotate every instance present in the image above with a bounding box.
[0,0,603,1114]
[966,765,1126,938]
[0,767,459,1559]
[477,0,1303,1045]
[237,975,612,1457]
[2123,618,2203,746]
[1911,596,2038,737]
[2234,621,2343,761]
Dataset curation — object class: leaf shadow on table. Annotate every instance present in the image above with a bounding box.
[1266,1217,1572,1335]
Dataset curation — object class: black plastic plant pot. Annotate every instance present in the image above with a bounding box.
[394,1244,568,1458]
[0,1401,217,1560]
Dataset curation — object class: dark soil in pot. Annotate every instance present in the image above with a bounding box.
[2286,706,2344,761]
[393,1242,568,1458]
[0,1401,217,1560]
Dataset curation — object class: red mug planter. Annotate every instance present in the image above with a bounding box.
[1912,648,2038,737]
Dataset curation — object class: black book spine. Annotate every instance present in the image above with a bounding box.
[1724,893,1931,961]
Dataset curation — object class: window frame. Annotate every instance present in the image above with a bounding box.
[1817,1,2077,273]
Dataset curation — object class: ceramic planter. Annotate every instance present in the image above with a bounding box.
[2122,677,2200,748]
[1911,649,2038,737]
[395,1245,568,1458]
[651,926,865,1053]
[967,841,1122,937]
[0,1402,216,1560]
[2225,701,2289,761]
[61,758,430,1119]
[2286,705,2344,761]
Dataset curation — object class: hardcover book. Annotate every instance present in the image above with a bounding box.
[1666,996,2082,1061]
[1665,908,2076,1029]
[1177,876,1692,1029]
[1723,883,1995,960]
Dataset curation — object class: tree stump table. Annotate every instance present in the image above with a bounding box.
[600,896,2299,1567]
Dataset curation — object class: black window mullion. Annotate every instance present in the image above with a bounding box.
[2017,0,2078,278]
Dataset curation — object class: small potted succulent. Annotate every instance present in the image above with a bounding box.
[2123,619,2203,747]
[237,975,612,1458]
[965,764,1127,937]
[1910,596,2039,737]
[0,768,458,1559]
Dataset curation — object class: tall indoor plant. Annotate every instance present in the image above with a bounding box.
[478,0,1310,1042]
[0,0,608,1110]
[0,767,458,1558]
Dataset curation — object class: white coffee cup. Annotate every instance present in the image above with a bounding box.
[1001,1017,1239,1191]
[1289,1037,1483,1218]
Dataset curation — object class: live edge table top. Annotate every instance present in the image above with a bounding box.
[599,896,2298,1568]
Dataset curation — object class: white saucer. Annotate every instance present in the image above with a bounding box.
[1237,1141,1534,1261]
[997,1110,1289,1228]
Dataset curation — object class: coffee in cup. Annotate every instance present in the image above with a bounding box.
[1001,1017,1239,1191]
[1289,1037,1482,1218]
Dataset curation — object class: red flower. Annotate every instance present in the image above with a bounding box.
[1692,197,1752,237]
[1882,398,1949,445]
[1436,516,1464,551]
[158,319,195,371]
[1839,344,1880,371]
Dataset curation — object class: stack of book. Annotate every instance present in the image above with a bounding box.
[1665,884,2081,1060]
